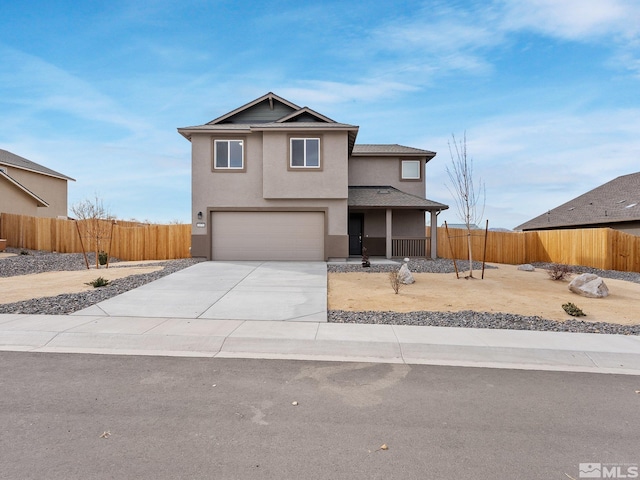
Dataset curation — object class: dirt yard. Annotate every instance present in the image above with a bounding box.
[0,255,165,304]
[328,263,640,325]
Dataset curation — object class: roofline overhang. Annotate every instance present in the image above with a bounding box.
[177,124,359,141]
[350,151,436,159]
[206,92,301,125]
[0,171,50,207]
[0,161,75,182]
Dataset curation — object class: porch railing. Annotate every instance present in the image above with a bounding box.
[392,236,430,258]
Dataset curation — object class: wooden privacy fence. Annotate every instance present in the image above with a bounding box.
[430,226,640,273]
[0,213,191,261]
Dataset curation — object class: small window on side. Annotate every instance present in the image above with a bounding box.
[401,160,421,180]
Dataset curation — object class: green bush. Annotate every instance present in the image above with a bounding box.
[562,302,585,317]
[86,277,110,288]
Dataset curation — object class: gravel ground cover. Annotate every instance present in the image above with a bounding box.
[0,249,201,315]
[2,251,639,335]
[329,258,640,335]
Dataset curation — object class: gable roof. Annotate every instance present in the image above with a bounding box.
[0,149,75,181]
[178,92,359,153]
[515,172,640,231]
[0,169,50,207]
[348,186,448,211]
[206,92,301,125]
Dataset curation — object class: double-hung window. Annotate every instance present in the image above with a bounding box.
[214,140,244,169]
[290,138,320,168]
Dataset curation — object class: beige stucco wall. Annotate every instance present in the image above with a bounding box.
[262,131,348,199]
[354,209,425,238]
[189,130,350,259]
[0,167,68,218]
[348,156,426,197]
[0,181,39,216]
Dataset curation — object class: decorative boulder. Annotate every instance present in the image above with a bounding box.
[398,263,415,284]
[568,273,609,298]
[517,264,535,272]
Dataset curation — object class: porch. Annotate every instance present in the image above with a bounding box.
[347,186,449,259]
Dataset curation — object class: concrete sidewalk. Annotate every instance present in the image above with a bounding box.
[1,313,639,375]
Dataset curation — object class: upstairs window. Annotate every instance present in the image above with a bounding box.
[401,160,421,180]
[290,138,320,168]
[214,140,244,169]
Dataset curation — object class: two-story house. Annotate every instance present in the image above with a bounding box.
[0,149,74,218]
[178,92,448,261]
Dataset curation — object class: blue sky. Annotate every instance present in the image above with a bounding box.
[1,0,639,229]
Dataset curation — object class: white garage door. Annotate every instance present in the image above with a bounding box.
[211,211,325,261]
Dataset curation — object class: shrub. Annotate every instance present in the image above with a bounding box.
[548,263,572,281]
[19,250,31,255]
[562,302,585,317]
[388,270,402,294]
[86,277,110,288]
[98,251,108,265]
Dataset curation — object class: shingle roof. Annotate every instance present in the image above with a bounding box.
[0,149,74,181]
[352,144,436,156]
[348,186,448,210]
[515,172,640,231]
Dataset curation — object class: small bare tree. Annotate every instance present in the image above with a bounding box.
[446,132,485,278]
[71,194,114,269]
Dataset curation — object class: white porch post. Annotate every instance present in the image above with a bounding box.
[430,210,438,259]
[386,208,392,259]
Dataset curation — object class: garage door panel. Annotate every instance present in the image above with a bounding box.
[212,212,324,261]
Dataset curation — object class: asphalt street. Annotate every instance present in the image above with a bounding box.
[1,352,638,480]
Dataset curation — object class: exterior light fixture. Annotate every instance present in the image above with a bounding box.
[197,211,203,220]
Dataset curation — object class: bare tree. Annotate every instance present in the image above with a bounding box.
[446,132,485,278]
[71,194,114,269]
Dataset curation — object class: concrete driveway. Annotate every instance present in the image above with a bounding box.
[73,261,327,322]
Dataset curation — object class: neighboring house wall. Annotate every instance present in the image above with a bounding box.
[7,167,68,218]
[0,178,39,216]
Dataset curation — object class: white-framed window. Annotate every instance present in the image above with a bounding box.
[290,138,320,168]
[401,160,421,179]
[214,140,244,169]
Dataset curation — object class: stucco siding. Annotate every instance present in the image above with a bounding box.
[348,156,425,197]
[0,181,39,216]
[1,167,68,218]
[262,131,348,199]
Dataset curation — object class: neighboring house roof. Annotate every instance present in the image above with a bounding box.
[348,186,448,211]
[0,149,75,181]
[515,172,640,231]
[0,169,50,207]
[178,92,360,153]
[351,144,436,158]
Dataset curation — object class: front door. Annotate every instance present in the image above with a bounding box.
[348,213,364,256]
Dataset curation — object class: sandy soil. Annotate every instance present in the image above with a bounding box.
[328,263,640,325]
[0,257,165,304]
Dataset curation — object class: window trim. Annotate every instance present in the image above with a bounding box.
[288,137,322,169]
[213,138,246,172]
[400,159,422,181]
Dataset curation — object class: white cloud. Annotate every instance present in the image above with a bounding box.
[500,0,640,40]
[0,45,148,134]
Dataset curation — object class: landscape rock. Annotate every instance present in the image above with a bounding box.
[569,273,609,298]
[517,264,535,272]
[398,263,415,284]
